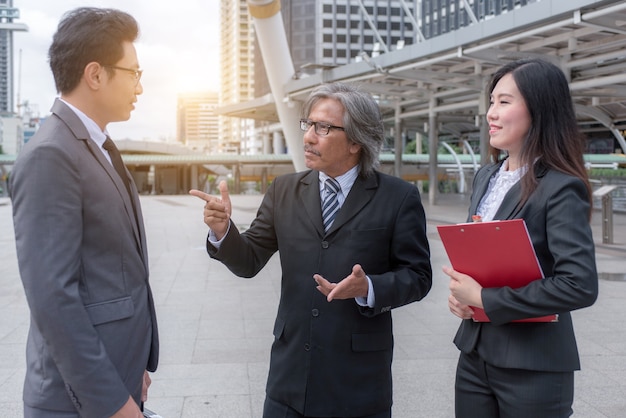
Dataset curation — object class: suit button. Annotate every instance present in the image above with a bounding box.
[312,309,319,317]
[304,343,311,351]
[321,241,329,249]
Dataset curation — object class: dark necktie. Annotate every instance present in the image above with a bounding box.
[102,136,141,231]
[322,177,341,231]
[103,136,132,198]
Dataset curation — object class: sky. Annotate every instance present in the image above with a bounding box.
[13,0,221,141]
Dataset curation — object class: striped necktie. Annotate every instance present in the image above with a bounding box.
[322,177,341,231]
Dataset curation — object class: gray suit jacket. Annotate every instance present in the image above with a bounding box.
[208,170,432,417]
[11,99,159,417]
[454,161,598,372]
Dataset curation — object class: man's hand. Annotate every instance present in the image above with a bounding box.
[189,180,231,240]
[142,370,151,403]
[110,370,151,418]
[110,395,142,418]
[314,264,369,302]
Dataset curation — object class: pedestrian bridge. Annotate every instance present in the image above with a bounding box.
[1,136,625,196]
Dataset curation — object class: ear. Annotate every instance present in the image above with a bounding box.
[349,142,362,155]
[83,62,103,90]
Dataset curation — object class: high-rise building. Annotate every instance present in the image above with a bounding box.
[0,0,27,115]
[219,0,256,154]
[177,91,219,153]
[255,0,422,97]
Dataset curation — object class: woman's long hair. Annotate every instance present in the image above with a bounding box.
[487,58,592,213]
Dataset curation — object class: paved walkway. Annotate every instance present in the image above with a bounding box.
[0,192,624,417]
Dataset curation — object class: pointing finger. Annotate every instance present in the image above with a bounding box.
[189,189,211,202]
[218,181,232,216]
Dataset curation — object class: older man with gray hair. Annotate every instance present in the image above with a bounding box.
[191,82,432,418]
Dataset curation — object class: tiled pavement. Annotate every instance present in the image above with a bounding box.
[0,192,624,417]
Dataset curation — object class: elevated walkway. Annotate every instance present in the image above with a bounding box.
[2,151,625,197]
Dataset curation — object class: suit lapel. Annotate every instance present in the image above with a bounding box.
[474,161,523,221]
[493,181,523,220]
[85,139,144,254]
[52,99,145,258]
[298,171,377,236]
[469,163,500,218]
[299,171,326,236]
[326,173,377,235]
[494,163,549,220]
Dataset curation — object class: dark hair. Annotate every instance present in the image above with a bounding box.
[302,82,384,178]
[487,58,592,211]
[48,7,139,94]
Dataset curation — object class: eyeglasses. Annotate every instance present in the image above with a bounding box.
[102,65,143,84]
[300,119,345,136]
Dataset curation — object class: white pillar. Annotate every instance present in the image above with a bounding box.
[273,131,285,154]
[248,0,305,171]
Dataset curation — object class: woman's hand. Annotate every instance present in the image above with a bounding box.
[443,265,484,312]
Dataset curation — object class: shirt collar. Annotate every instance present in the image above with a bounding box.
[59,98,109,148]
[319,165,359,196]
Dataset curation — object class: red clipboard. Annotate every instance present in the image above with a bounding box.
[437,219,557,323]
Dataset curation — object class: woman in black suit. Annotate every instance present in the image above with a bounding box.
[443,58,598,417]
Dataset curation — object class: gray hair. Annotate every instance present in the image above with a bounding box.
[301,82,383,177]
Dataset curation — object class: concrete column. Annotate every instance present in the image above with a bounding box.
[261,167,268,193]
[191,164,198,191]
[248,0,304,171]
[479,75,490,165]
[273,131,285,154]
[428,96,439,206]
[262,133,271,155]
[394,103,402,178]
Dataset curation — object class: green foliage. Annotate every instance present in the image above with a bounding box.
[416,179,460,194]
[404,139,429,154]
[405,140,417,154]
[588,168,626,178]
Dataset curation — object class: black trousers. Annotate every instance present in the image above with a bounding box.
[455,351,574,418]
[263,396,391,418]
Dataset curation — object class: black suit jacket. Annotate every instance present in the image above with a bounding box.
[208,169,432,417]
[454,161,598,372]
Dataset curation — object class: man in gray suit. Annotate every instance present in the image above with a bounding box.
[191,83,432,417]
[10,8,158,418]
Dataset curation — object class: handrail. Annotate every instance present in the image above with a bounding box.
[462,139,480,173]
[439,142,466,193]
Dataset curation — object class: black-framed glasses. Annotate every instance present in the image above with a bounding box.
[300,119,345,136]
[102,65,143,84]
